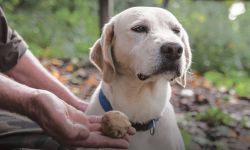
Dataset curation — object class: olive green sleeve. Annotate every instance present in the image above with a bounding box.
[0,7,28,72]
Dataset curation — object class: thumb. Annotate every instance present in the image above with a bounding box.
[72,123,90,140]
[61,116,90,140]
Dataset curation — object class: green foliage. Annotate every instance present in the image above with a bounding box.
[180,129,192,149]
[1,0,250,84]
[195,107,235,126]
[205,70,250,97]
[1,0,99,58]
[240,116,249,128]
[114,0,156,13]
[168,0,250,74]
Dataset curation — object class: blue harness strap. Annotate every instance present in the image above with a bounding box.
[99,89,113,112]
[98,89,160,135]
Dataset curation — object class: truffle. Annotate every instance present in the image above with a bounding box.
[101,111,131,138]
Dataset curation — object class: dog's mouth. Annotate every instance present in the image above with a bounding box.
[137,63,182,81]
[137,73,150,81]
[137,71,180,81]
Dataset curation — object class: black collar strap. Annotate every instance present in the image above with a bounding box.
[131,118,160,135]
[99,89,160,135]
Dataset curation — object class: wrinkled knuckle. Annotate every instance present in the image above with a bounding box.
[65,132,78,141]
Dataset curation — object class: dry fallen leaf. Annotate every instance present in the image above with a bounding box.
[50,59,63,67]
[86,74,98,86]
[51,69,60,79]
[65,65,74,72]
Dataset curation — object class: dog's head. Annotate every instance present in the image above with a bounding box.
[90,7,191,86]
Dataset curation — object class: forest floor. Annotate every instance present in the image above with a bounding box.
[41,58,250,150]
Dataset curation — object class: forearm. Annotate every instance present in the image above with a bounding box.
[0,73,37,116]
[5,50,87,109]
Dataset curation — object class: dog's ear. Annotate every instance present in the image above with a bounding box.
[176,29,192,87]
[90,21,115,83]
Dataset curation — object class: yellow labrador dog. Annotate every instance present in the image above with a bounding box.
[85,7,191,150]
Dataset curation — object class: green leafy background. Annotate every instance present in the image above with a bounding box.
[1,0,250,96]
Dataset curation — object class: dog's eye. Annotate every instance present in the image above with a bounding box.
[172,27,181,34]
[131,25,148,33]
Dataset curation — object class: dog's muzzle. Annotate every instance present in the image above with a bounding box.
[137,42,183,81]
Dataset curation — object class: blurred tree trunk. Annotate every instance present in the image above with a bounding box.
[162,0,169,8]
[98,0,113,34]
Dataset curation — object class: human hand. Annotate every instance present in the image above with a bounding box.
[68,96,89,112]
[27,90,135,148]
[74,115,136,148]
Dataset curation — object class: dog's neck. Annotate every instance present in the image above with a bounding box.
[101,75,171,123]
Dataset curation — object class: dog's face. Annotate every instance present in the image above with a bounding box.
[90,7,191,86]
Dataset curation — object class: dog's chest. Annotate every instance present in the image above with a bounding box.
[84,100,184,150]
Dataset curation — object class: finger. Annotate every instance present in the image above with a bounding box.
[63,119,90,140]
[128,127,136,135]
[68,106,91,127]
[73,123,90,140]
[92,131,103,135]
[88,115,102,123]
[78,132,129,149]
[123,134,130,141]
[49,116,90,143]
[75,101,89,112]
[90,123,102,131]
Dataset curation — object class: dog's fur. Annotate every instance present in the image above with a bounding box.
[85,7,191,150]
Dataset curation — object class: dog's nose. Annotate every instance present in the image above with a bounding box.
[160,42,183,60]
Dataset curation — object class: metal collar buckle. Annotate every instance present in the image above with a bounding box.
[149,119,156,136]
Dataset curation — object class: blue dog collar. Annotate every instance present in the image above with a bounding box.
[99,89,160,135]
